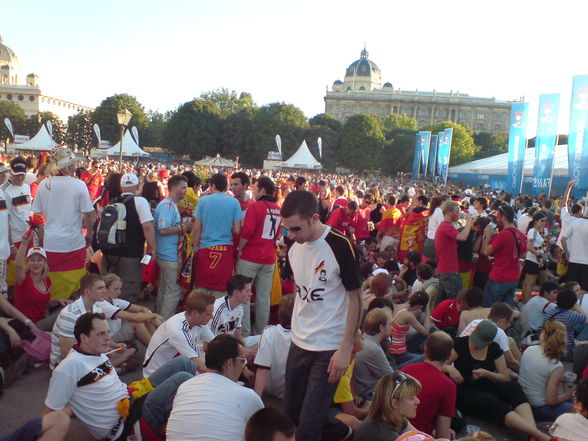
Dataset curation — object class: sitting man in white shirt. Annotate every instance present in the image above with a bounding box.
[143,289,215,377]
[521,280,559,336]
[254,293,294,400]
[209,274,253,340]
[167,334,264,441]
[45,312,195,441]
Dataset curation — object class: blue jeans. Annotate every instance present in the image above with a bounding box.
[437,273,462,305]
[285,343,338,441]
[484,279,517,307]
[532,401,572,421]
[392,351,424,369]
[140,356,196,433]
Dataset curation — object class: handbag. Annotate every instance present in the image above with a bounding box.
[21,329,51,362]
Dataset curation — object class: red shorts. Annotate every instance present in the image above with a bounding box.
[194,245,234,292]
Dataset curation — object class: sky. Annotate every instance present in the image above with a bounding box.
[2,0,587,133]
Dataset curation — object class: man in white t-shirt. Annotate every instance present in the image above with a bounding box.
[143,290,215,377]
[50,273,125,369]
[209,274,252,340]
[0,180,10,297]
[167,334,264,441]
[280,190,362,441]
[3,157,31,249]
[101,173,157,303]
[521,280,559,335]
[460,302,520,372]
[45,312,195,441]
[561,213,588,292]
[32,147,95,299]
[254,293,294,400]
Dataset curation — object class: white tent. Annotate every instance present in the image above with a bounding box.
[12,125,58,152]
[92,130,150,157]
[194,154,234,167]
[281,140,322,169]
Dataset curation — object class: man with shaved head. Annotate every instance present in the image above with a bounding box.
[401,331,456,440]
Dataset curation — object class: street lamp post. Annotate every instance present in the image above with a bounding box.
[116,108,133,172]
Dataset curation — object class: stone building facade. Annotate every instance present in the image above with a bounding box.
[325,48,513,133]
[0,36,92,123]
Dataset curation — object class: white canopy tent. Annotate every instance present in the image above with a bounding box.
[91,130,150,157]
[281,140,322,169]
[11,125,58,152]
[194,154,235,167]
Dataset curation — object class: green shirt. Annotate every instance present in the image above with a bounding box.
[354,418,408,441]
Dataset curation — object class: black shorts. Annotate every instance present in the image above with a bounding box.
[565,262,588,291]
[456,380,528,422]
[524,260,541,275]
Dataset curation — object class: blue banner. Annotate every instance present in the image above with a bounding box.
[429,135,438,177]
[437,128,453,184]
[568,75,588,190]
[417,131,431,177]
[505,102,530,194]
[532,93,560,196]
[412,133,421,178]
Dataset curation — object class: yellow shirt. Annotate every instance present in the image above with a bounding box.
[333,361,354,404]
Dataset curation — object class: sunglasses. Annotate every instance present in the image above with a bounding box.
[391,372,407,399]
[235,357,248,366]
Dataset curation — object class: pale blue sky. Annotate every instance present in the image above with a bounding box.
[3,0,587,133]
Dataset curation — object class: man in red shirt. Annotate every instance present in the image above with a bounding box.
[80,160,104,202]
[402,331,456,440]
[377,195,403,256]
[351,198,372,243]
[327,201,357,236]
[231,171,255,216]
[482,205,526,307]
[434,201,472,305]
[430,290,468,335]
[331,186,349,211]
[236,176,281,337]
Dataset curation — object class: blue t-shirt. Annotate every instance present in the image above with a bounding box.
[155,197,181,261]
[195,192,242,249]
[544,306,586,360]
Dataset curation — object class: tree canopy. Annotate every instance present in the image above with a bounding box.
[426,121,476,165]
[92,94,149,144]
[339,114,385,171]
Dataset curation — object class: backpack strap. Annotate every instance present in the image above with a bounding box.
[505,227,521,257]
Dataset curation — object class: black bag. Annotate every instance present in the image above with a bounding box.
[96,195,133,250]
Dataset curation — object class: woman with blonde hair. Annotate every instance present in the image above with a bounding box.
[519,320,574,420]
[355,371,428,441]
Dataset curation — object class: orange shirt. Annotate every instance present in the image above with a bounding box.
[379,206,403,238]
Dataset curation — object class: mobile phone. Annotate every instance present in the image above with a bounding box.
[141,254,152,265]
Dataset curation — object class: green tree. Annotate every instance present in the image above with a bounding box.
[162,99,222,158]
[92,94,149,144]
[199,89,256,117]
[24,112,66,144]
[425,121,476,165]
[0,101,27,144]
[251,103,308,166]
[382,113,418,131]
[473,131,509,159]
[309,113,342,133]
[381,128,418,174]
[218,108,258,165]
[339,114,385,171]
[66,110,94,154]
[142,111,170,147]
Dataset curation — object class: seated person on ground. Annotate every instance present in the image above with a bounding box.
[414,263,439,308]
[254,294,294,400]
[457,287,489,334]
[353,307,394,400]
[45,312,195,441]
[521,280,559,337]
[166,334,264,441]
[430,288,469,336]
[143,289,215,376]
[549,377,588,441]
[0,409,70,441]
[362,271,393,311]
[209,274,252,340]
[245,407,296,441]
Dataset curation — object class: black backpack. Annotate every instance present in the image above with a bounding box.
[96,195,134,250]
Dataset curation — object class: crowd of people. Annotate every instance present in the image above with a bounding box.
[0,146,588,441]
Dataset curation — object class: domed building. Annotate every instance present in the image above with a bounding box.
[0,36,92,124]
[325,48,514,133]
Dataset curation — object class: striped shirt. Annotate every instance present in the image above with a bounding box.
[210,296,243,336]
[389,311,410,355]
[50,298,120,369]
[143,312,214,377]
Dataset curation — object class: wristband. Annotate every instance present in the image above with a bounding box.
[24,319,31,326]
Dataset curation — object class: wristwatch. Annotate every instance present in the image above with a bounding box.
[24,319,32,326]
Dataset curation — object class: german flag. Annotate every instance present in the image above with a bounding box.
[46,247,87,299]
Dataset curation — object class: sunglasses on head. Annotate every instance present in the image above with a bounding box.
[391,372,407,399]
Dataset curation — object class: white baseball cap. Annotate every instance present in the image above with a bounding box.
[121,173,139,188]
[26,247,47,260]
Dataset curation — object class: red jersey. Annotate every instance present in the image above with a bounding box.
[430,299,460,329]
[401,362,456,434]
[489,227,526,283]
[327,207,353,234]
[14,273,52,323]
[435,221,459,273]
[240,198,281,265]
[352,207,371,240]
[80,170,104,200]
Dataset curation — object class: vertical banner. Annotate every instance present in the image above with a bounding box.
[412,133,421,178]
[532,93,560,196]
[418,131,431,177]
[437,128,453,184]
[568,75,588,190]
[505,102,530,194]
[428,135,438,178]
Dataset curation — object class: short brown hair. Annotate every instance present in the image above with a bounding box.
[442,200,459,215]
[278,294,295,329]
[184,289,215,313]
[364,308,392,336]
[80,273,104,293]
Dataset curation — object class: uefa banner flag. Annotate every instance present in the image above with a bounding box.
[438,128,453,184]
[429,135,438,177]
[505,102,530,194]
[412,133,421,178]
[568,75,588,190]
[532,93,560,196]
[418,131,431,177]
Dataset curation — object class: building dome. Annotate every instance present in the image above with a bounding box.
[342,47,382,91]
[383,82,393,88]
[0,36,19,66]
